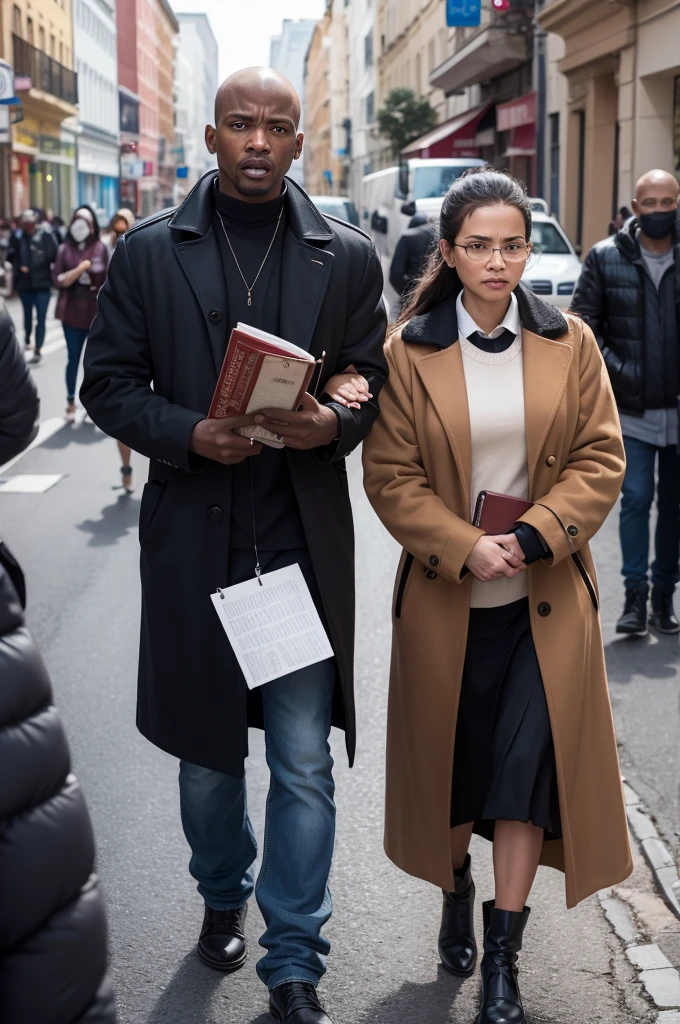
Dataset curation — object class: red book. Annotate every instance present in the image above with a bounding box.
[209,323,319,449]
[473,491,534,534]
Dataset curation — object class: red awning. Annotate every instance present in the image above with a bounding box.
[505,122,536,158]
[402,103,491,159]
[496,91,537,133]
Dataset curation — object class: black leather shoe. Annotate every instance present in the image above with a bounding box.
[438,853,477,976]
[197,903,248,972]
[476,901,530,1024]
[650,590,680,634]
[269,982,331,1023]
[616,588,648,636]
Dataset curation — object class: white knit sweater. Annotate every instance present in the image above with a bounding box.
[457,292,529,608]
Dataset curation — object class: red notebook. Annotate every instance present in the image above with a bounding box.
[209,323,320,449]
[473,491,534,534]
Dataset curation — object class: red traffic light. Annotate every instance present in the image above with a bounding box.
[492,0,510,9]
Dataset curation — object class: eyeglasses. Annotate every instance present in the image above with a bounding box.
[453,242,531,263]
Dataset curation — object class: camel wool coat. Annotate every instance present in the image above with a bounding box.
[363,286,633,908]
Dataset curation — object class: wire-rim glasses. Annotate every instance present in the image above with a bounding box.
[453,241,531,263]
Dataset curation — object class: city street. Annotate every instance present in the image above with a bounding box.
[2,301,680,1024]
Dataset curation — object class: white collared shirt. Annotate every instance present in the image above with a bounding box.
[456,289,522,341]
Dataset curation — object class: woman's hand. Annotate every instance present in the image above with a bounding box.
[465,534,526,582]
[324,363,373,410]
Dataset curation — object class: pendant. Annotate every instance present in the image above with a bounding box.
[248,291,252,306]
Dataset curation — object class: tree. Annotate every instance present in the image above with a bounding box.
[377,88,439,156]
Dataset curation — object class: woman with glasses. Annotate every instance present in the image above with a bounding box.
[363,168,631,1023]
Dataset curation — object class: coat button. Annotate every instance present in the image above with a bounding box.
[538,602,551,617]
[207,505,223,522]
[546,455,556,467]
[567,525,579,537]
[426,570,438,580]
[209,309,222,324]
[429,555,439,567]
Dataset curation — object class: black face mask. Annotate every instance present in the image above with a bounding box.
[638,210,677,240]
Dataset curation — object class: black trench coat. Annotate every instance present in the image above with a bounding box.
[81,173,387,776]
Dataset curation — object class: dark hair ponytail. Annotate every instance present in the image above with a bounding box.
[392,166,532,334]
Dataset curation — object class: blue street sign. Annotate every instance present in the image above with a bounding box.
[446,0,481,27]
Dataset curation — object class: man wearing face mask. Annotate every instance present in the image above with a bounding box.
[573,169,680,637]
[7,209,58,362]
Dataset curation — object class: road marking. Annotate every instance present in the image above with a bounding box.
[0,416,66,476]
[0,473,63,493]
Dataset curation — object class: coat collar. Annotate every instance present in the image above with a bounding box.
[168,170,334,246]
[401,283,569,348]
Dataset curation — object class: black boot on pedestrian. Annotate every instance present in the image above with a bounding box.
[616,587,648,636]
[476,901,530,1024]
[269,982,332,1024]
[196,902,248,972]
[650,590,680,635]
[438,853,477,976]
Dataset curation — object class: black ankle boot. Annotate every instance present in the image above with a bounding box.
[476,901,530,1024]
[197,902,248,972]
[616,587,648,636]
[650,589,680,634]
[438,854,477,976]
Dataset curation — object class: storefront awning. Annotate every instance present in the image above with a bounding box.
[402,103,491,159]
[497,92,536,132]
[430,29,528,94]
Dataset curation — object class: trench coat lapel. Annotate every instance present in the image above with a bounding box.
[174,228,227,377]
[522,329,573,495]
[279,230,334,353]
[415,345,472,510]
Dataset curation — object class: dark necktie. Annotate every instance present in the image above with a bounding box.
[466,327,516,354]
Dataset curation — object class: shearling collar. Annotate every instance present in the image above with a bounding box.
[401,283,569,348]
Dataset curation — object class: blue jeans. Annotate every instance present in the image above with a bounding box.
[178,658,336,990]
[620,435,680,594]
[63,325,90,401]
[19,289,51,350]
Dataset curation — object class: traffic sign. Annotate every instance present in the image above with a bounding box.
[446,0,482,27]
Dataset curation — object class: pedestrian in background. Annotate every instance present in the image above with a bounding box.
[0,306,116,1023]
[608,205,633,235]
[53,206,108,423]
[389,212,436,299]
[81,67,386,1024]
[7,208,58,363]
[364,168,631,1024]
[573,169,680,636]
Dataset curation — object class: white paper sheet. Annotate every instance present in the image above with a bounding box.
[211,563,334,689]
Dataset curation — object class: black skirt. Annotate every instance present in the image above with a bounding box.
[450,597,562,841]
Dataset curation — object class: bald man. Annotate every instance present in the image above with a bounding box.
[82,67,387,1023]
[573,170,680,637]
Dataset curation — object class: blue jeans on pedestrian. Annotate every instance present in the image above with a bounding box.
[63,325,90,401]
[19,289,51,350]
[178,658,336,991]
[620,435,680,594]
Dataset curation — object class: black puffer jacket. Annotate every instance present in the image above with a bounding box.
[572,212,680,414]
[0,300,40,465]
[7,227,58,293]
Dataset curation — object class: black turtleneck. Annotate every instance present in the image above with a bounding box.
[212,178,306,553]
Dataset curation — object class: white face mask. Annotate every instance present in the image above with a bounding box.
[70,219,91,244]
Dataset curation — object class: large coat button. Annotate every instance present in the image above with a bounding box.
[429,555,440,567]
[426,570,438,580]
[546,455,556,467]
[209,309,222,324]
[207,505,223,522]
[567,525,579,537]
[538,601,551,617]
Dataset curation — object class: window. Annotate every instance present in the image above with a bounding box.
[549,112,560,219]
[415,52,422,95]
[12,5,21,35]
[365,91,375,125]
[27,17,34,45]
[364,31,373,68]
[50,34,55,57]
[428,37,435,72]
[39,26,45,52]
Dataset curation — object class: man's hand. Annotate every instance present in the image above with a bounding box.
[254,392,339,450]
[465,534,526,582]
[189,415,263,465]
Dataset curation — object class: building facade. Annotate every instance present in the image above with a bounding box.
[303,13,332,196]
[74,0,119,222]
[347,0,379,206]
[540,0,680,254]
[269,18,317,185]
[174,13,218,199]
[155,0,178,210]
[3,0,78,217]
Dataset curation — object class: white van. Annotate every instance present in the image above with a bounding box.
[361,157,485,272]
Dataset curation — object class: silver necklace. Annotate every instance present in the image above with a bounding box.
[217,206,284,307]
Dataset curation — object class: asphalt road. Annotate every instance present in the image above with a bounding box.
[1,301,672,1023]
